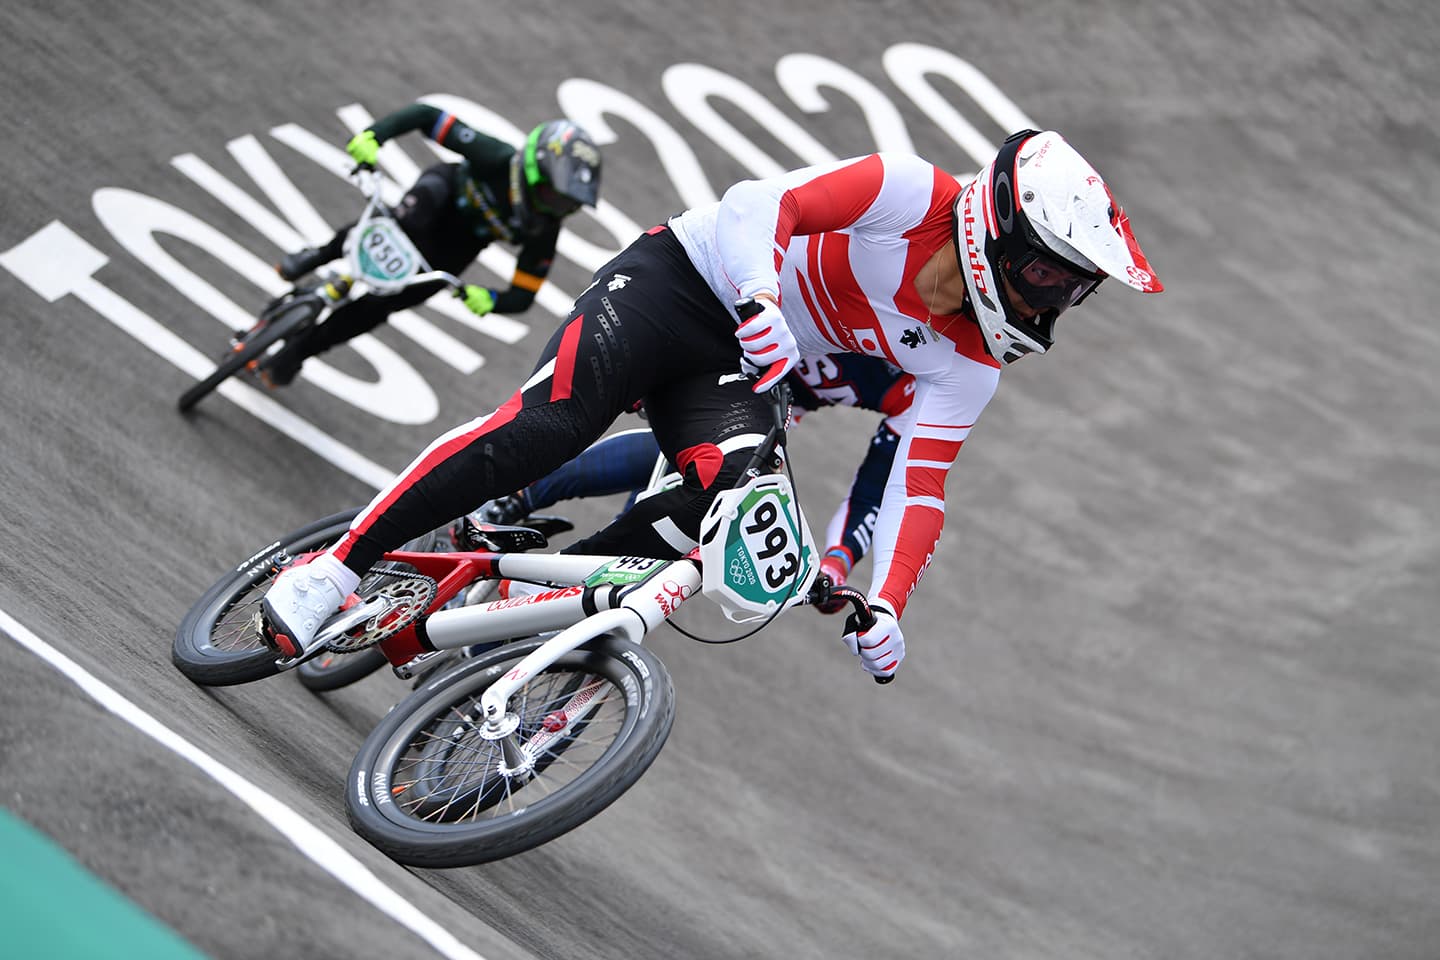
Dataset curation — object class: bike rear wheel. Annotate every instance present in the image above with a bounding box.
[177,296,318,412]
[293,646,390,691]
[172,509,359,686]
[346,635,674,867]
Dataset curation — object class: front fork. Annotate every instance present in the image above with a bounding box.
[474,559,702,775]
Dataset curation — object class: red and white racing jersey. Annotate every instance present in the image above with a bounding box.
[669,152,1002,619]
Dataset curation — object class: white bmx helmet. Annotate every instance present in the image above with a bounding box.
[954,129,1163,364]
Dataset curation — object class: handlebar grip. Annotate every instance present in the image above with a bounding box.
[735,297,764,322]
[733,296,789,389]
[862,601,892,684]
[845,594,878,633]
[834,586,892,684]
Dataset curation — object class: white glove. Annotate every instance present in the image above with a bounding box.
[842,604,905,678]
[734,298,799,392]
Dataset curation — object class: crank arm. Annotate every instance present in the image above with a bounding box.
[311,596,392,647]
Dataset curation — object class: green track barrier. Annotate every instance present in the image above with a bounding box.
[0,807,209,959]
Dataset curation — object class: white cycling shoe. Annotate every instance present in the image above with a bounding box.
[261,556,353,660]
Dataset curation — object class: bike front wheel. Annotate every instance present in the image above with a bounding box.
[172,509,359,686]
[177,296,318,412]
[346,635,675,867]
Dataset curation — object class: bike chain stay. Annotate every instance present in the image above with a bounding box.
[322,570,438,653]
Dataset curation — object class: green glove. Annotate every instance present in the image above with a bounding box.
[346,130,380,166]
[461,285,495,316]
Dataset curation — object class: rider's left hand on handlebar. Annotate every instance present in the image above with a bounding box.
[459,285,495,316]
[842,604,905,678]
[735,297,799,393]
[346,130,380,167]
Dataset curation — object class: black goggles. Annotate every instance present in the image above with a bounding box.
[534,182,583,217]
[1003,248,1102,313]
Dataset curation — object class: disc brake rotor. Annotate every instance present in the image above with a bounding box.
[324,571,437,654]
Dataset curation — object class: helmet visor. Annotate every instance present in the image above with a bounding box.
[533,182,583,217]
[1005,250,1101,313]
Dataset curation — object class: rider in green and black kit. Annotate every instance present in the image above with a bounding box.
[259,103,602,387]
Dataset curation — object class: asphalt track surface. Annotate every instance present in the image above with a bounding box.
[2,1,1438,958]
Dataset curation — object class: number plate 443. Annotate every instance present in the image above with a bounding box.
[698,474,817,623]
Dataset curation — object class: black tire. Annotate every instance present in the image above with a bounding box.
[172,509,360,686]
[346,635,675,867]
[294,646,389,691]
[177,297,317,412]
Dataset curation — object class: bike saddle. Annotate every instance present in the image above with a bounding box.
[514,513,574,538]
[460,522,550,553]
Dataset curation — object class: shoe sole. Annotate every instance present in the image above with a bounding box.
[260,598,303,659]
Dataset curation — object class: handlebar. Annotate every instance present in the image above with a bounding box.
[732,297,892,685]
[334,165,464,295]
[807,569,893,686]
[415,270,465,290]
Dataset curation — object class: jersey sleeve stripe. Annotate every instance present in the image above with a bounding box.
[774,154,886,247]
[910,436,965,462]
[905,465,948,501]
[430,112,457,144]
[875,503,944,618]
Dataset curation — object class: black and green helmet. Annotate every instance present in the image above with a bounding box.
[514,119,602,219]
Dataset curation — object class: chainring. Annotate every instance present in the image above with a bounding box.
[323,568,437,654]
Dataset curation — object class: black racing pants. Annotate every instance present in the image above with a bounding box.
[332,227,775,572]
[292,163,483,358]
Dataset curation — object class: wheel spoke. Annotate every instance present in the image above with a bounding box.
[379,665,633,825]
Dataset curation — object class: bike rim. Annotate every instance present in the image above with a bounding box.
[199,523,440,660]
[367,651,642,832]
[200,573,277,657]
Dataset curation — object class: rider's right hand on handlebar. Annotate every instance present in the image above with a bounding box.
[842,604,905,679]
[459,284,496,317]
[735,295,799,392]
[347,130,380,167]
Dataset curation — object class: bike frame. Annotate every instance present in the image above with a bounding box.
[334,546,698,774]
[371,545,692,647]
[297,375,826,770]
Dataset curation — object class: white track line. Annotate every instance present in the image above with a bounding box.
[0,607,490,960]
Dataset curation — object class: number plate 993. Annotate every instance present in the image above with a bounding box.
[699,475,817,623]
